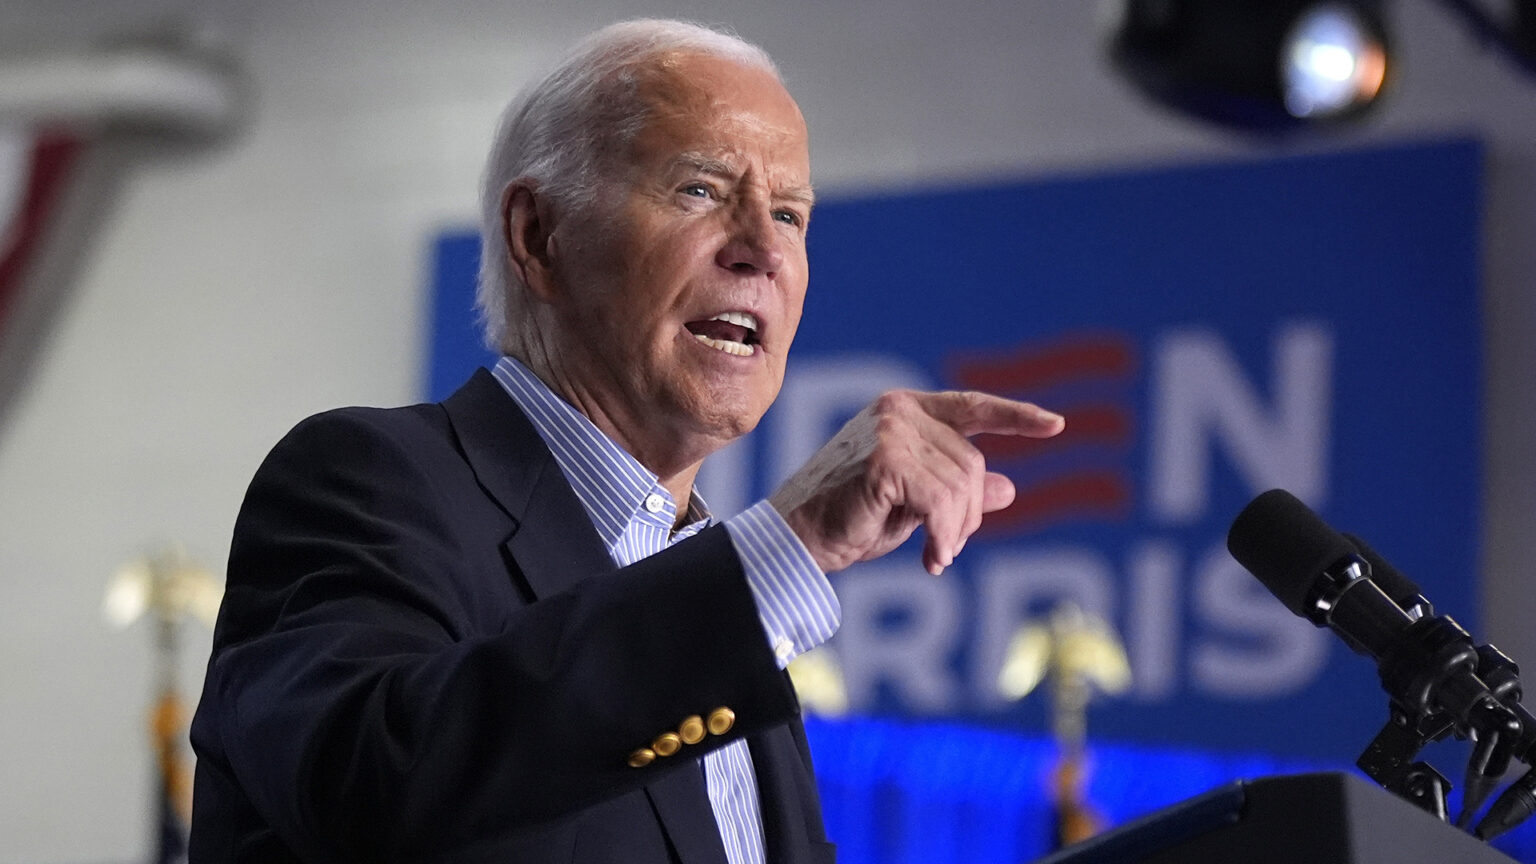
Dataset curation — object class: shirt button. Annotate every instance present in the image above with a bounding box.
[644,493,666,513]
[774,638,795,664]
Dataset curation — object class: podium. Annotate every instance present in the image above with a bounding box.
[1034,772,1518,863]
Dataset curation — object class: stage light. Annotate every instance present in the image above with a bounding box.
[1107,0,1392,130]
[1284,5,1389,117]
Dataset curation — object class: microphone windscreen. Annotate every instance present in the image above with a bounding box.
[1227,489,1357,617]
[1342,532,1423,611]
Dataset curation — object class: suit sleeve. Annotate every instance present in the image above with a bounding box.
[191,407,799,862]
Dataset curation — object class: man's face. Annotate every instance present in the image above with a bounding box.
[541,52,813,468]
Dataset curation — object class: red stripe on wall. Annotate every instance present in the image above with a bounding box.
[0,131,84,326]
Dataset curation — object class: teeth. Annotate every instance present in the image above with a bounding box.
[693,333,756,356]
[710,311,758,332]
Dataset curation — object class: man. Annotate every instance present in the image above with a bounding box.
[189,19,1064,864]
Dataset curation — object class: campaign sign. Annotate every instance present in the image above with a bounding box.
[428,138,1482,763]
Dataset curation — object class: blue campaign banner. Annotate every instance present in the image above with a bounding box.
[427,138,1482,765]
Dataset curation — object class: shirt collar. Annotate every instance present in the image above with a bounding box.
[490,356,709,548]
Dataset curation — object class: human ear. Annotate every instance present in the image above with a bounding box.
[503,181,560,302]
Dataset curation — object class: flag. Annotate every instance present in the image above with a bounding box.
[0,127,85,431]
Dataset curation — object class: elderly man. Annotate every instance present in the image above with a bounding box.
[189,19,1063,864]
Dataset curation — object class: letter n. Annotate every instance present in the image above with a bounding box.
[1150,322,1332,522]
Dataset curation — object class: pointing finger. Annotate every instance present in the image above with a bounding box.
[912,390,1066,439]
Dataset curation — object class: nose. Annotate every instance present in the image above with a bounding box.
[715,201,785,277]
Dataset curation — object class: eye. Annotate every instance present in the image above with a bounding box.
[773,208,805,228]
[680,182,712,199]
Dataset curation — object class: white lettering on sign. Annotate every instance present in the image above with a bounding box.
[829,539,1325,712]
[970,548,1116,709]
[740,321,1336,713]
[1126,540,1181,700]
[835,560,961,711]
[1190,538,1331,696]
[1149,322,1332,523]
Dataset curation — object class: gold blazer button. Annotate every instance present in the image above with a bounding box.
[652,731,683,757]
[707,706,735,736]
[678,715,706,745]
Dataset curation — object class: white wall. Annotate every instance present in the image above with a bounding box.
[1,1,1532,861]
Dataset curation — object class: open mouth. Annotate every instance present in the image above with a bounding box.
[684,311,760,357]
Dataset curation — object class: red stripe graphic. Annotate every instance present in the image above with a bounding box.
[0,131,83,326]
[951,334,1134,395]
[975,402,1132,461]
[981,471,1132,534]
[949,334,1139,532]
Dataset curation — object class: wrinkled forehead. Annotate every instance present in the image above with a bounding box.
[627,51,810,173]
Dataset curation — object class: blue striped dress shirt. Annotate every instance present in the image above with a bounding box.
[491,356,840,864]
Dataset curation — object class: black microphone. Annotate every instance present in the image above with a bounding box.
[1347,536,1536,759]
[1227,490,1434,665]
[1227,489,1523,823]
[1335,532,1436,663]
[1294,508,1536,838]
[1342,532,1431,618]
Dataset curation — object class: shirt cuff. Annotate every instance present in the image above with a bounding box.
[723,500,842,669]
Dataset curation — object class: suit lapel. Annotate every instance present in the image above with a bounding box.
[441,368,613,598]
[443,369,732,864]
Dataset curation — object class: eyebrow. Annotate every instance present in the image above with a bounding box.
[672,152,816,208]
[779,185,817,208]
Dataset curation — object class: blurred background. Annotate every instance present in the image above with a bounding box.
[2,0,1535,862]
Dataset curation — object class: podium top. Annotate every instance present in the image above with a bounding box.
[1035,772,1518,864]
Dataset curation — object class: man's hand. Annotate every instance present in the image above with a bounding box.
[768,390,1065,576]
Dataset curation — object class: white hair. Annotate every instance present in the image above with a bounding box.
[475,19,781,355]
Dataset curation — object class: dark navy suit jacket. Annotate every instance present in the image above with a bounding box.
[189,369,835,863]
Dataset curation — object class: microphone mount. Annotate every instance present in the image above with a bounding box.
[1356,704,1455,820]
[1472,645,1536,839]
[1227,489,1530,837]
[1347,585,1522,825]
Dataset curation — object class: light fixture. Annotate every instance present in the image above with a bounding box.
[1107,0,1392,130]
